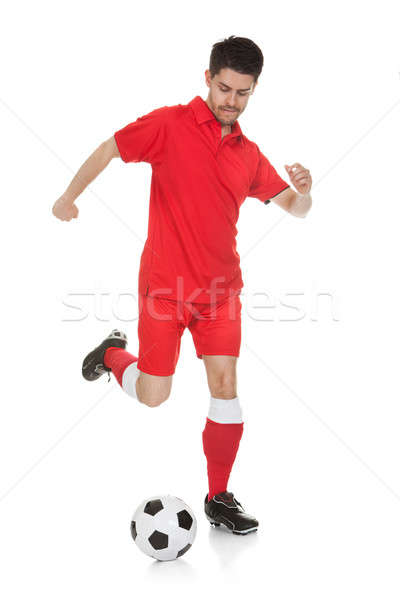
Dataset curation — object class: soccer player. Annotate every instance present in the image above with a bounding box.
[52,35,312,535]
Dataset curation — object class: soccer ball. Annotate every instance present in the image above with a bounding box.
[130,494,197,561]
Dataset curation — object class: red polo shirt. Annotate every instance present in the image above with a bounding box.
[114,95,290,303]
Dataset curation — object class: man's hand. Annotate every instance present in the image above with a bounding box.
[52,195,79,221]
[284,163,312,194]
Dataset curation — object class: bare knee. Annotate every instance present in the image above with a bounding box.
[203,356,238,399]
[136,373,172,407]
[140,393,170,408]
[210,374,237,399]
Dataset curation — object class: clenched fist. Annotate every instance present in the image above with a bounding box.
[284,163,312,195]
[52,196,79,221]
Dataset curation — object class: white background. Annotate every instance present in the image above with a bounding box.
[1,0,400,597]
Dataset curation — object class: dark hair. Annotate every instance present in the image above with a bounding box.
[209,35,264,83]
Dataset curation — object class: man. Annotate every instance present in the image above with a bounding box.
[52,35,312,535]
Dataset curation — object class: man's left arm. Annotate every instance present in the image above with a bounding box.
[270,163,312,218]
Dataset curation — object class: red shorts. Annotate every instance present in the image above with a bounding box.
[136,293,242,376]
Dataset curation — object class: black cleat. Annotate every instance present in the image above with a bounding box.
[82,329,128,381]
[204,491,259,535]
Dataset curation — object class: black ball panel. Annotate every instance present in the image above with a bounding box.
[149,530,169,550]
[177,509,193,530]
[144,499,164,516]
[176,543,192,558]
[130,521,137,540]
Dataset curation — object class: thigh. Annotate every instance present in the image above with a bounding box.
[137,294,185,377]
[189,293,242,360]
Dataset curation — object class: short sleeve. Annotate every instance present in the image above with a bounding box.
[114,106,168,165]
[248,145,290,204]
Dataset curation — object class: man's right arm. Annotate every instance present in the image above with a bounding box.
[52,135,121,221]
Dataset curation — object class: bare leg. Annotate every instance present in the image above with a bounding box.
[136,371,173,407]
[202,355,238,399]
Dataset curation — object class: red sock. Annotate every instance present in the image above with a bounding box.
[104,347,138,386]
[202,417,244,502]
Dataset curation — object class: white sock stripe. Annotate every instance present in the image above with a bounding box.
[121,361,140,399]
[208,395,243,424]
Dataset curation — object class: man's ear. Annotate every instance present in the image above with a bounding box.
[205,69,211,88]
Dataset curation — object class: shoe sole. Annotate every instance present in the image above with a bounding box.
[82,350,109,381]
[82,332,127,381]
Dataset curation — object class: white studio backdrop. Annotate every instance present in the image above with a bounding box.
[1,0,400,597]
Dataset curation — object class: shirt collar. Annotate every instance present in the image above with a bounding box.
[188,95,244,146]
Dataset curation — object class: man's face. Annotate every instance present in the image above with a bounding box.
[205,67,257,126]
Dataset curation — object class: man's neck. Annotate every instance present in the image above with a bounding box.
[205,96,232,138]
